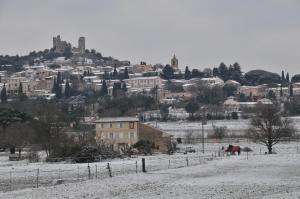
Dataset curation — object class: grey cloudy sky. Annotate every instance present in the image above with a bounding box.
[0,0,300,74]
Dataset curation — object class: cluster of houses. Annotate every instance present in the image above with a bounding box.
[2,36,300,154]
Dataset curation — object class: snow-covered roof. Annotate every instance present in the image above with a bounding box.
[95,117,139,123]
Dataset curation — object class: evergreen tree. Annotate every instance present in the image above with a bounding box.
[52,77,62,98]
[228,64,234,74]
[18,82,26,101]
[161,64,174,80]
[212,67,219,77]
[122,82,127,92]
[100,80,108,96]
[52,77,57,93]
[232,62,242,76]
[104,71,110,80]
[1,85,7,104]
[18,82,23,95]
[56,85,62,98]
[124,67,129,79]
[286,72,290,83]
[113,65,118,79]
[112,82,122,98]
[290,83,293,97]
[281,70,285,83]
[57,72,62,84]
[64,81,71,98]
[184,66,191,80]
[218,62,228,80]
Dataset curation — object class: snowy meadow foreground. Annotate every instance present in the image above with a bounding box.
[0,141,300,199]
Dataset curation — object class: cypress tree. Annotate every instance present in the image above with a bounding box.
[18,82,23,95]
[64,81,71,98]
[100,80,108,96]
[290,83,293,97]
[1,85,7,103]
[124,67,129,79]
[280,85,283,97]
[286,72,290,83]
[113,65,118,79]
[112,82,121,98]
[57,72,62,84]
[122,82,127,92]
[56,85,62,98]
[281,70,285,82]
[212,67,219,77]
[52,77,57,93]
[184,66,191,80]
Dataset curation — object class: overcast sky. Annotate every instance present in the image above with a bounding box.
[0,0,300,74]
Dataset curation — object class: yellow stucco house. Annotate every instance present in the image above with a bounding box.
[94,117,174,153]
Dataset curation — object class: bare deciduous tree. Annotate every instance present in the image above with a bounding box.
[247,104,295,154]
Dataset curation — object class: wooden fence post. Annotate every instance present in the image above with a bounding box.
[95,165,98,179]
[77,166,79,180]
[9,170,12,191]
[186,157,189,167]
[142,158,146,173]
[107,163,112,177]
[88,163,91,179]
[135,161,138,173]
[36,168,39,188]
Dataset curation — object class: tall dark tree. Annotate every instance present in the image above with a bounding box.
[64,81,71,98]
[100,80,108,96]
[52,77,62,98]
[212,67,219,77]
[122,82,127,92]
[281,70,285,83]
[63,47,73,59]
[280,85,283,97]
[18,82,27,101]
[232,62,242,76]
[18,82,23,94]
[124,67,129,79]
[1,85,7,104]
[286,72,290,83]
[112,82,122,98]
[113,65,118,79]
[57,72,62,84]
[218,62,228,80]
[104,71,110,80]
[161,64,174,80]
[290,83,293,97]
[184,66,191,80]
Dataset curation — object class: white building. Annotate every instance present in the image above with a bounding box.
[124,76,162,91]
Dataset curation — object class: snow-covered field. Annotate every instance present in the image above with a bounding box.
[0,118,300,198]
[0,141,300,198]
[148,117,300,138]
[0,150,218,193]
[1,146,300,199]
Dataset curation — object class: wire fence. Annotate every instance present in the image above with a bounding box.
[0,153,222,193]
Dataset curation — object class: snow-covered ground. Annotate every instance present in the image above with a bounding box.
[1,148,300,199]
[0,141,300,198]
[148,117,300,138]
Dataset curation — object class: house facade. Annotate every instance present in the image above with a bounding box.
[95,117,139,151]
[94,117,174,153]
